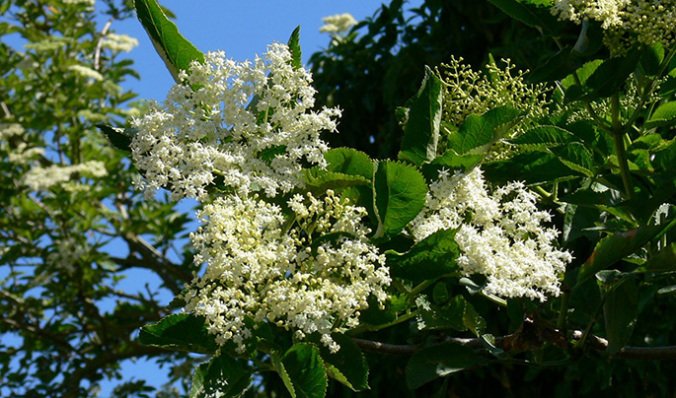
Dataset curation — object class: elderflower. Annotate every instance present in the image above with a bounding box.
[184,191,389,353]
[100,33,139,53]
[23,161,107,190]
[437,56,550,129]
[410,168,572,302]
[68,64,103,81]
[61,0,95,6]
[131,44,340,200]
[319,13,357,36]
[551,0,675,52]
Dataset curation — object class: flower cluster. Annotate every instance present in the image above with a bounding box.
[131,44,340,200]
[184,191,390,353]
[319,13,357,36]
[23,161,107,191]
[437,56,550,129]
[101,33,139,53]
[410,168,571,302]
[551,0,675,52]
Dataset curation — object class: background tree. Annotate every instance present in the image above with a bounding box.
[0,1,195,396]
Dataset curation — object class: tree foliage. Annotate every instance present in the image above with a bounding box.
[2,0,676,397]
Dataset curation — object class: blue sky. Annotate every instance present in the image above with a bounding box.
[114,1,388,101]
[99,2,395,396]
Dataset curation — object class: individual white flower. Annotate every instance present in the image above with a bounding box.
[320,13,357,35]
[131,44,340,200]
[23,160,107,190]
[410,168,572,302]
[100,33,139,53]
[183,191,390,353]
[68,64,103,81]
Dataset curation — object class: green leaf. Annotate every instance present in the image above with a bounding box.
[643,243,676,272]
[405,342,485,389]
[448,106,522,155]
[645,101,676,128]
[640,43,665,76]
[324,147,374,179]
[602,277,639,354]
[488,0,559,32]
[318,334,369,391]
[280,344,328,398]
[138,313,217,354]
[510,125,579,146]
[398,66,443,165]
[484,151,575,185]
[552,142,595,177]
[386,228,460,282]
[578,219,676,283]
[96,124,135,152]
[373,160,427,237]
[134,0,204,82]
[303,168,370,194]
[287,26,302,70]
[585,53,638,98]
[190,354,252,398]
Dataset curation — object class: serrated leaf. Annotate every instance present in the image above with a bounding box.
[510,125,578,146]
[644,243,676,272]
[373,160,427,237]
[96,124,135,152]
[318,334,369,391]
[303,168,370,194]
[603,277,639,354]
[640,43,665,76]
[282,344,328,398]
[134,0,204,82]
[483,151,575,185]
[386,228,460,283]
[324,147,373,179]
[585,53,638,98]
[578,219,676,283]
[138,313,217,354]
[271,353,296,398]
[190,355,252,398]
[488,0,559,32]
[552,142,595,177]
[398,66,443,165]
[405,342,485,389]
[448,106,522,155]
[645,101,676,128]
[287,26,302,70]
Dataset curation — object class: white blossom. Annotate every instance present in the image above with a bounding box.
[23,161,107,190]
[410,168,572,302]
[100,33,139,52]
[183,191,390,353]
[320,13,357,35]
[68,64,103,81]
[551,0,675,51]
[131,44,340,200]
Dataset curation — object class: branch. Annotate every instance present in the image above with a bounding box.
[352,330,676,360]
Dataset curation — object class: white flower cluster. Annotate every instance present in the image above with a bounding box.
[68,64,103,81]
[410,168,572,302]
[61,0,95,6]
[319,13,357,36]
[23,161,107,191]
[101,33,139,53]
[184,191,390,353]
[552,0,675,51]
[131,44,340,200]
